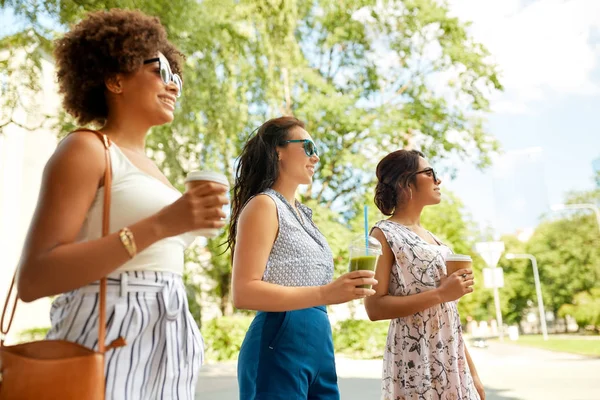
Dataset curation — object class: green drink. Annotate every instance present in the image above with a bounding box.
[348,236,382,289]
[349,255,378,288]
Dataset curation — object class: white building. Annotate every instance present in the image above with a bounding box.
[0,49,58,343]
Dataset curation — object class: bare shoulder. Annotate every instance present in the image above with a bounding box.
[237,194,279,236]
[371,227,391,251]
[240,193,277,218]
[46,130,107,182]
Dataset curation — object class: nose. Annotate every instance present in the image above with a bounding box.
[166,80,180,97]
[311,153,320,163]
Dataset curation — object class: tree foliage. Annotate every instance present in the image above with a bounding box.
[2,0,502,316]
[499,189,600,328]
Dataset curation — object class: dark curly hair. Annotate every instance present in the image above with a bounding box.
[53,9,184,126]
[374,149,425,216]
[226,116,305,254]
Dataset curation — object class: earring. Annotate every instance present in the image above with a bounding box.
[409,188,413,200]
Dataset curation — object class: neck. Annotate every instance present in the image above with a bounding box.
[271,179,299,205]
[390,201,424,227]
[100,110,151,153]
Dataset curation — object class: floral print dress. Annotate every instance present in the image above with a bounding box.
[373,220,479,400]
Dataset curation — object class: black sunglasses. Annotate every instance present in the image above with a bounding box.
[280,139,319,157]
[411,167,439,183]
[143,58,182,97]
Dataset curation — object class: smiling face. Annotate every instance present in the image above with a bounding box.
[110,52,180,127]
[277,125,320,186]
[410,156,442,206]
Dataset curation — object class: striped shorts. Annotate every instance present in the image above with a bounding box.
[46,271,203,400]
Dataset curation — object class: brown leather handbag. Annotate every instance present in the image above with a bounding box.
[0,129,125,400]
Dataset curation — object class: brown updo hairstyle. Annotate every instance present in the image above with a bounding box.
[374,149,425,216]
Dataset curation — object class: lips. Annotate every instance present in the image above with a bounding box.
[158,95,176,110]
[307,166,315,175]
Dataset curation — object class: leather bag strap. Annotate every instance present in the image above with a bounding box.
[1,129,112,352]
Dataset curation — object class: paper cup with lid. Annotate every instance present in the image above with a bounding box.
[445,253,472,276]
[184,170,230,237]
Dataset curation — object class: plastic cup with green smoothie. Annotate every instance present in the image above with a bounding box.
[348,236,382,289]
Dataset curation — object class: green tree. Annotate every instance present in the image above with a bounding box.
[3,0,502,317]
[498,189,600,329]
[0,29,55,134]
[497,235,535,326]
[559,288,600,333]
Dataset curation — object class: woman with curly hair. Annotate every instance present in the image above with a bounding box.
[364,150,485,400]
[228,116,378,399]
[15,9,228,399]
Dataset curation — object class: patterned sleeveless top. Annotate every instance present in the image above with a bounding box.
[259,189,334,287]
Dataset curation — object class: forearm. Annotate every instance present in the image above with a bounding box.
[365,289,444,321]
[464,344,479,378]
[233,280,326,312]
[17,215,166,302]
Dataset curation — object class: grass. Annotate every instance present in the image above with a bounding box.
[509,334,600,357]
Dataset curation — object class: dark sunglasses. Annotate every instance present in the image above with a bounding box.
[280,139,319,157]
[411,167,439,183]
[143,58,182,97]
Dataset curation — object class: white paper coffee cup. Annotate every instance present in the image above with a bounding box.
[185,171,229,238]
[445,254,472,276]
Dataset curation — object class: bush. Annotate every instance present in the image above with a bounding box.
[17,326,50,342]
[559,288,600,333]
[332,319,389,359]
[202,316,253,362]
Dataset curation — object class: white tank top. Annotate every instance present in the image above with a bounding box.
[77,143,195,275]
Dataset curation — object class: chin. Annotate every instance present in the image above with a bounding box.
[298,174,313,185]
[152,112,174,126]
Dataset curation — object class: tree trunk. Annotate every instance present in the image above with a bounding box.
[219,272,232,316]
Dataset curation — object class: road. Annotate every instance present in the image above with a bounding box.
[195,341,600,399]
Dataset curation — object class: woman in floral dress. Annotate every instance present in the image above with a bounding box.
[364,149,485,400]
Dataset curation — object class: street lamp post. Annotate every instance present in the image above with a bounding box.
[551,203,600,232]
[505,253,549,340]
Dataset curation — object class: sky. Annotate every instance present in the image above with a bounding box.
[1,1,599,236]
[442,0,600,236]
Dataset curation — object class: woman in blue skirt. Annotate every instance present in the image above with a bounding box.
[227,116,377,399]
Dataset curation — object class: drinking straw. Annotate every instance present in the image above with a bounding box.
[364,205,369,255]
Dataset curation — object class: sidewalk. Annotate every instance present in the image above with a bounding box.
[195,357,381,399]
[196,341,600,399]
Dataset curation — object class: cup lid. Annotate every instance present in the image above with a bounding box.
[445,254,472,262]
[185,171,229,186]
[350,236,382,255]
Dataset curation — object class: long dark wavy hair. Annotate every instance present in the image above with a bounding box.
[374,149,424,216]
[226,116,305,254]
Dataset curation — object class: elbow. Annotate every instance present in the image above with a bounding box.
[17,277,40,303]
[366,310,383,322]
[231,286,248,310]
[364,299,383,321]
[16,266,42,303]
[232,296,245,310]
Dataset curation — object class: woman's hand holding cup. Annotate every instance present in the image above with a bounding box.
[439,268,474,302]
[439,253,475,302]
[320,270,378,305]
[156,175,229,238]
